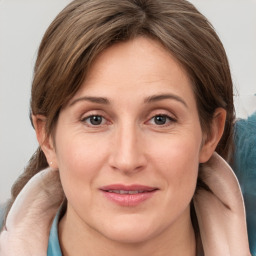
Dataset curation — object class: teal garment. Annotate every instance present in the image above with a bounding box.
[233,112,256,255]
[47,209,63,256]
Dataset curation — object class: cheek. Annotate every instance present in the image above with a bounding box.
[149,132,201,202]
[54,133,108,205]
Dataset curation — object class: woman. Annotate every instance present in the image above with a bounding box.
[0,0,252,255]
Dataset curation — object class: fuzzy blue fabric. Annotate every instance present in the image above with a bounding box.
[233,112,256,255]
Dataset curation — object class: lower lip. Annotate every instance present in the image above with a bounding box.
[101,190,157,207]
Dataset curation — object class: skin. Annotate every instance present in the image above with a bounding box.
[34,37,226,256]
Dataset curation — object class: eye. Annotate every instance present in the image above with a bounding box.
[149,114,176,126]
[82,115,107,126]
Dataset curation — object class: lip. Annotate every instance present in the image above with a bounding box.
[99,184,159,207]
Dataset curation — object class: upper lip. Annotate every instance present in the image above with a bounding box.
[100,184,158,192]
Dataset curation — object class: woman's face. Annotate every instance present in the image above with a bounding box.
[51,37,208,243]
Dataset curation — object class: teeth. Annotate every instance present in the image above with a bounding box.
[128,190,139,194]
[107,190,144,194]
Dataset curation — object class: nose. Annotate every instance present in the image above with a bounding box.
[108,123,147,174]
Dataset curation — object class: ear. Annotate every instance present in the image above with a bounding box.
[32,115,58,169]
[199,108,227,163]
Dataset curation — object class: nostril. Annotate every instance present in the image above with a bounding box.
[109,156,146,174]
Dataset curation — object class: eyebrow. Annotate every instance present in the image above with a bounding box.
[69,93,188,108]
[144,94,188,108]
[69,96,110,106]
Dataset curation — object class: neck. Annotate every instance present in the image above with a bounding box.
[59,205,196,256]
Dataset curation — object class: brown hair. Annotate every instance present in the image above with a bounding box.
[8,0,234,214]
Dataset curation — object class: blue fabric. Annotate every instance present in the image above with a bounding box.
[233,112,256,256]
[47,209,63,256]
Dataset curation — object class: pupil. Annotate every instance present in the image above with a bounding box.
[90,116,102,125]
[154,115,166,125]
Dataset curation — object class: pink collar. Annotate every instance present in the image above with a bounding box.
[194,152,251,255]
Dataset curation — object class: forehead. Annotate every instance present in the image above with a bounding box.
[71,37,196,107]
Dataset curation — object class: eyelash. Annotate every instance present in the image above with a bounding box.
[147,114,177,127]
[81,113,177,128]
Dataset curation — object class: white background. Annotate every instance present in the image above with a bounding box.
[0,0,256,203]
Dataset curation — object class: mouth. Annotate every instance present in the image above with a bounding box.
[105,190,152,194]
[99,184,159,206]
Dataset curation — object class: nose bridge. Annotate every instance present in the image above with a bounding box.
[109,120,146,173]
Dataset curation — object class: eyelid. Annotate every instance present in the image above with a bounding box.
[80,108,107,119]
[146,108,177,120]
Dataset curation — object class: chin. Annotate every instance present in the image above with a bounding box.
[104,228,154,244]
[96,215,162,244]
